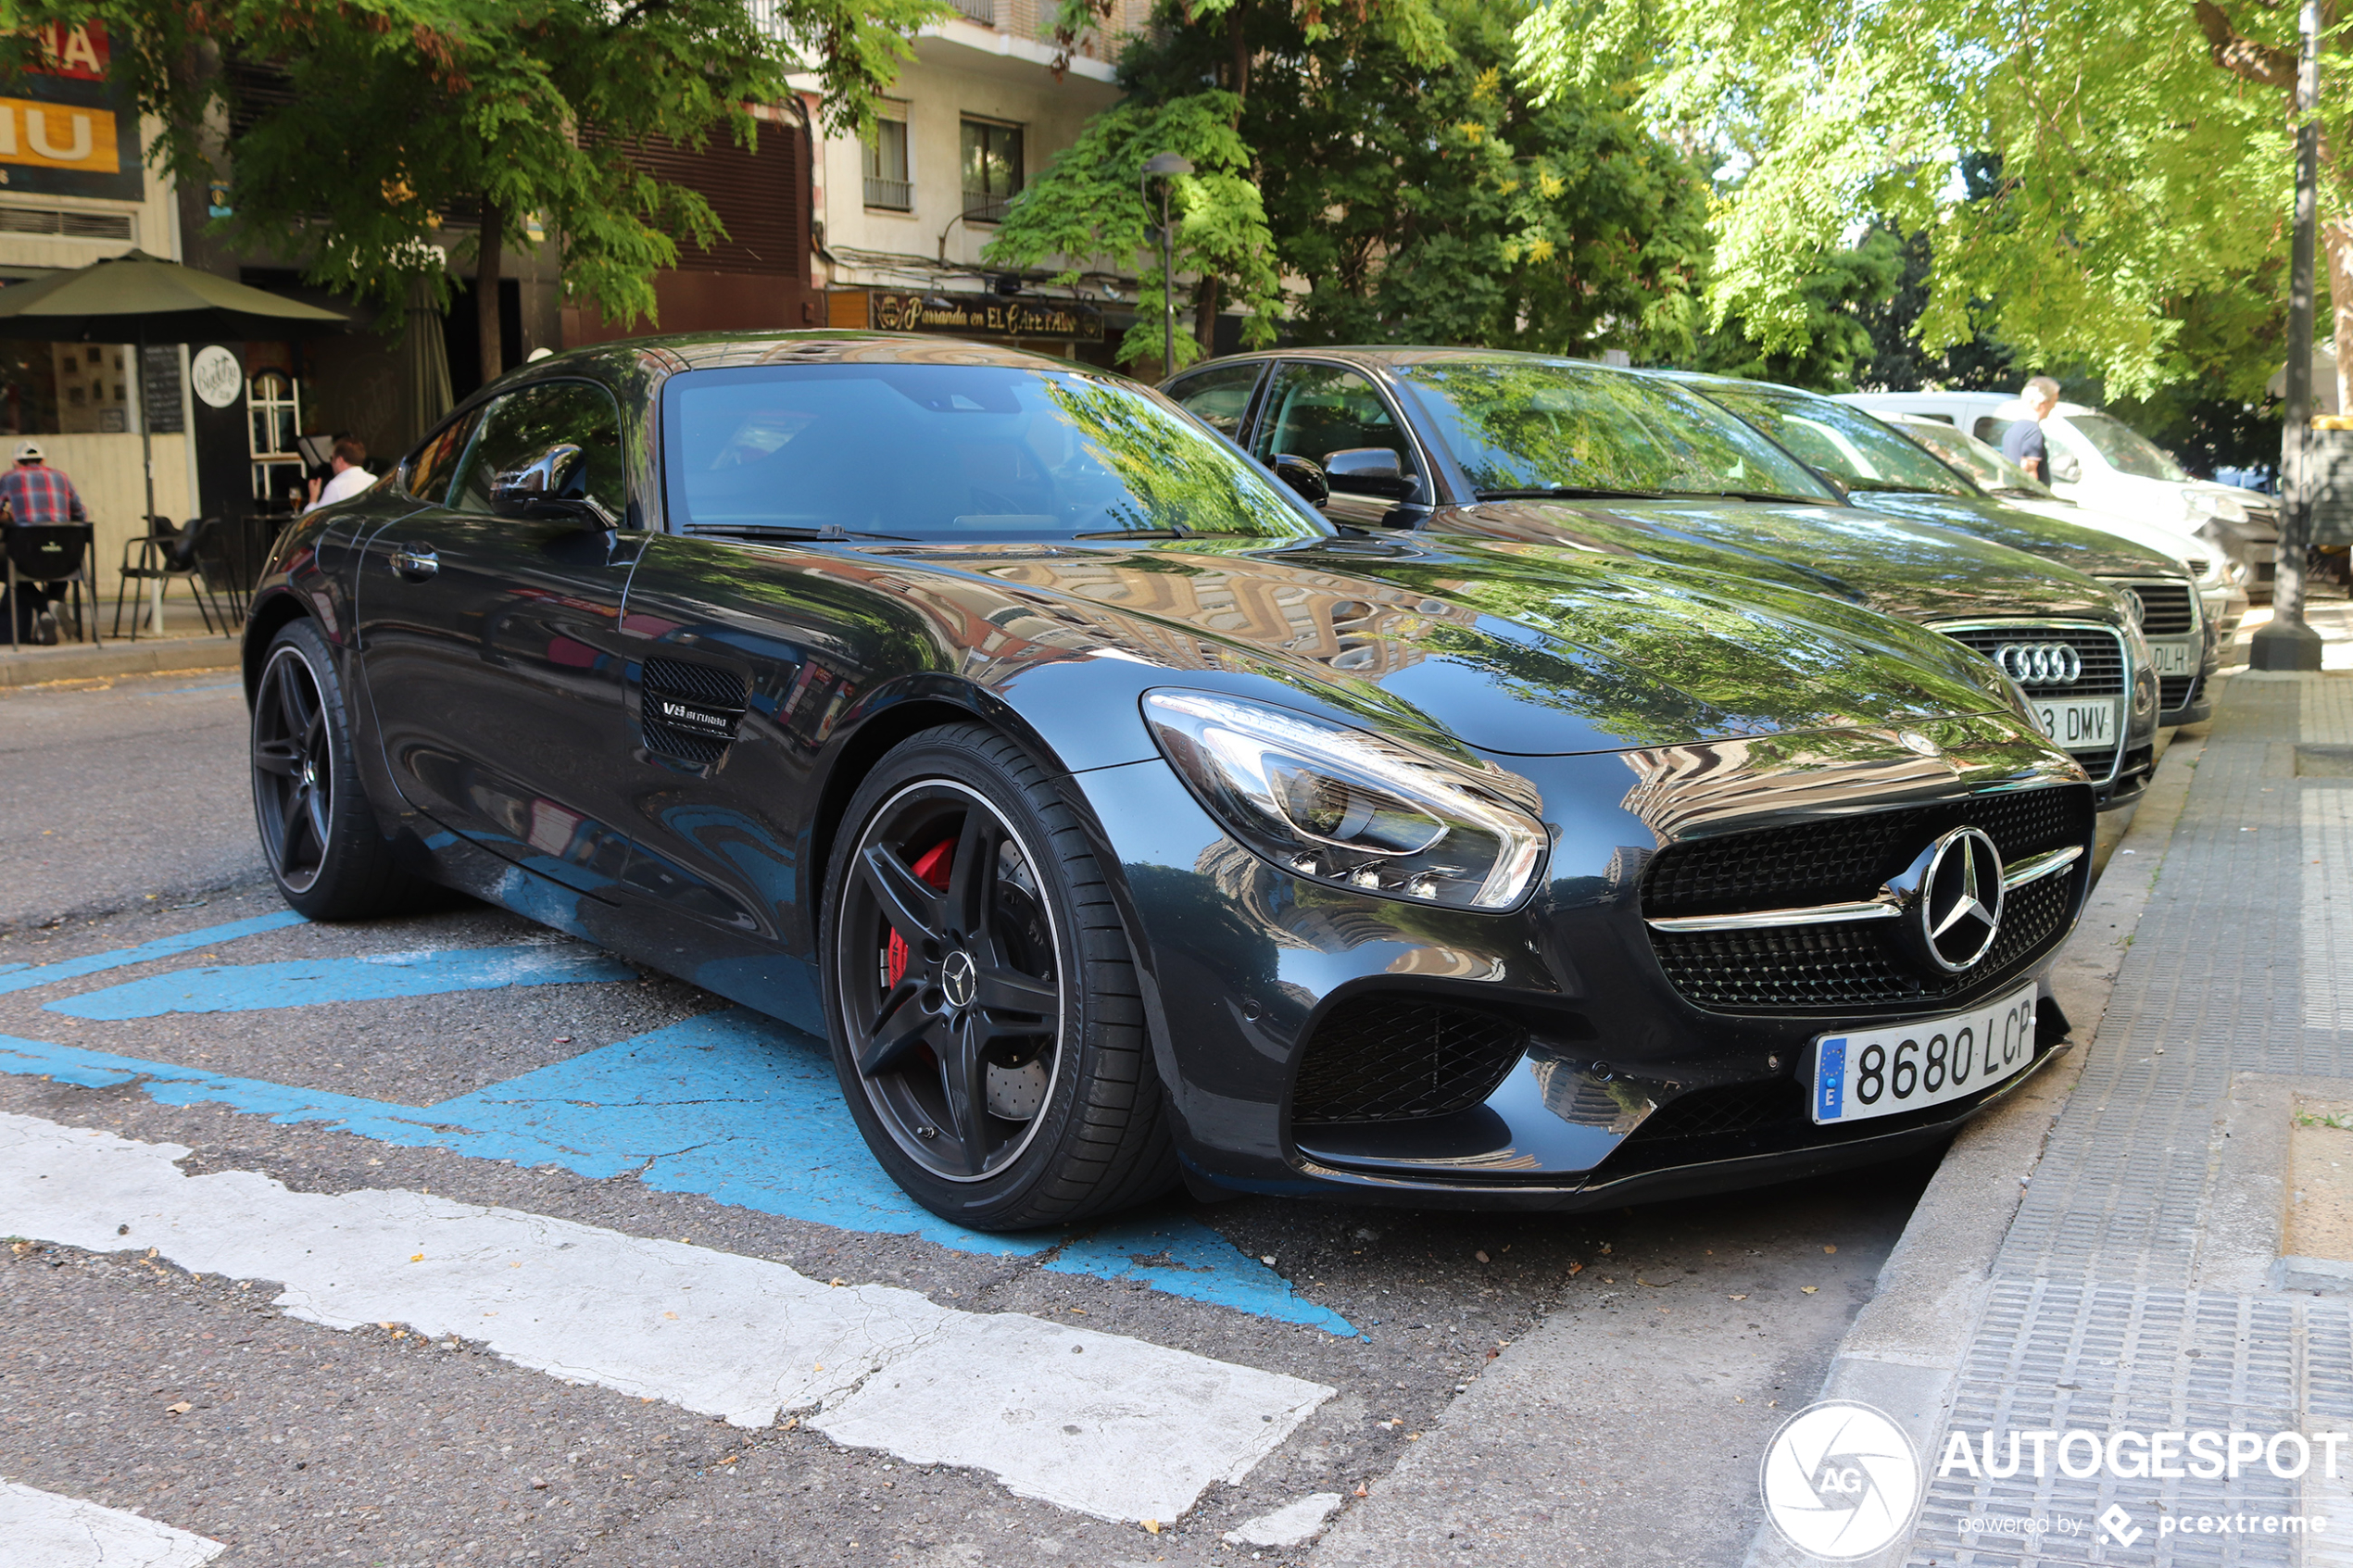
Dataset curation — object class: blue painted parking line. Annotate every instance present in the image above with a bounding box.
[0,1010,1353,1335]
[45,943,635,1019]
[0,911,308,998]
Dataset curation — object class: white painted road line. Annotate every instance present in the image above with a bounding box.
[0,1112,1331,1524]
[0,1480,225,1567]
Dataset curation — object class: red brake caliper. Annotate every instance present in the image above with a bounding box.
[884,837,956,987]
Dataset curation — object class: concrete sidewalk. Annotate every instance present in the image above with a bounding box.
[1741,621,2353,1565]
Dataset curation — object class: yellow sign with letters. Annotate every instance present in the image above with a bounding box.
[0,96,120,173]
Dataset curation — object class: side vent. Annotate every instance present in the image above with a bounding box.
[642,658,749,766]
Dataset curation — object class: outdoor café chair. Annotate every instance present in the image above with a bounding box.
[114,514,230,640]
[5,521,98,649]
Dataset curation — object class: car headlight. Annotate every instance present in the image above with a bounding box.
[2185,491,2248,524]
[1142,689,1549,911]
[2002,676,2050,738]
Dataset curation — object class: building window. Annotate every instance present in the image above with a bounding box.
[961,119,1023,224]
[863,103,911,212]
[248,369,305,510]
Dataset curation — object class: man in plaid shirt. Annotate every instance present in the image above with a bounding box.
[2,441,86,643]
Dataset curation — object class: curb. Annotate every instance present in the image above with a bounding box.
[1741,733,2206,1568]
[0,637,240,688]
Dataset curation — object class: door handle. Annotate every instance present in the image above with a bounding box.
[389,545,438,581]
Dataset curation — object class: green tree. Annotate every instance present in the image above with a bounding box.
[1693,228,1905,389]
[1514,0,2318,398]
[5,0,940,379]
[981,92,1283,372]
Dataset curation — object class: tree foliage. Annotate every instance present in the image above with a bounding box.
[2,0,939,332]
[1515,0,2313,397]
[981,92,1282,371]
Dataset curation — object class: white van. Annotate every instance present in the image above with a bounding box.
[1839,391,2280,596]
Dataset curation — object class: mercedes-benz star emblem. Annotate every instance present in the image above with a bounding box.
[940,949,977,1009]
[1994,643,2083,685]
[1895,729,1940,757]
[1916,827,2005,972]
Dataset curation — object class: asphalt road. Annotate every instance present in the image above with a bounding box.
[0,670,1935,1567]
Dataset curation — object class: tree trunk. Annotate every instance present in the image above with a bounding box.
[2327,219,2353,415]
[1228,0,1249,101]
[1194,274,1221,357]
[477,198,504,388]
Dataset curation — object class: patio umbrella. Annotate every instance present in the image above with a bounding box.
[401,272,453,449]
[0,248,349,527]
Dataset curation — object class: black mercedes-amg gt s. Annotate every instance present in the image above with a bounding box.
[245,332,2094,1231]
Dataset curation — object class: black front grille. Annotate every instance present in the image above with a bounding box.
[1940,626,2125,696]
[1651,863,2077,1013]
[1641,785,2093,1016]
[1290,999,1529,1123]
[2160,673,2201,713]
[1626,1078,1804,1141]
[2124,582,2196,635]
[1643,785,2086,919]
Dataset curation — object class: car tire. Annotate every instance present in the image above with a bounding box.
[820,722,1176,1230]
[249,618,435,921]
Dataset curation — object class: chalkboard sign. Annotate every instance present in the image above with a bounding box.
[141,343,182,434]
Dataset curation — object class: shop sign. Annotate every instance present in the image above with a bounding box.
[0,22,141,200]
[191,345,243,409]
[870,291,1102,342]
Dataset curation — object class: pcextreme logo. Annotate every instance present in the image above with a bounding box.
[1759,1400,1924,1560]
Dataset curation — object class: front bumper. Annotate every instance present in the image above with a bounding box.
[1067,721,2092,1209]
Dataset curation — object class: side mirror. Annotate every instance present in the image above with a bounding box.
[1322,446,1416,499]
[2052,451,2083,484]
[1270,453,1329,509]
[491,443,610,526]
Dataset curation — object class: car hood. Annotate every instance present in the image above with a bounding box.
[1988,496,2201,568]
[1424,495,2128,624]
[864,533,2029,758]
[1848,490,2193,579]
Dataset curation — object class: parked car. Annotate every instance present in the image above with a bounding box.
[1840,389,2280,596]
[248,332,2095,1226]
[1164,348,2163,803]
[1870,408,2247,638]
[1661,373,2217,730]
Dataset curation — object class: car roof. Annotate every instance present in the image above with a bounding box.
[1175,345,1639,376]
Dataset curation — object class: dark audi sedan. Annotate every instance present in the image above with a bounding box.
[1164,349,2171,806]
[247,332,2095,1228]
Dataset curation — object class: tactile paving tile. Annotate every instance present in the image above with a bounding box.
[1899,675,2353,1564]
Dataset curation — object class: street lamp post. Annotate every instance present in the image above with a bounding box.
[2254,0,2328,671]
[1140,153,1194,376]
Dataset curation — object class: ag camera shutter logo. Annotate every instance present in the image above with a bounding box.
[1760,1400,1923,1560]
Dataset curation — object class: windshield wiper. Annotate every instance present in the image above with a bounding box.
[1072,525,1192,539]
[1706,490,1827,505]
[1473,486,1673,501]
[684,522,918,543]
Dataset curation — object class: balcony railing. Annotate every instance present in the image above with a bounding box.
[864,175,912,211]
[962,192,1013,224]
[950,0,996,20]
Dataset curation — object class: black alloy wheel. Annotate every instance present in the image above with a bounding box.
[822,724,1176,1228]
[248,619,432,920]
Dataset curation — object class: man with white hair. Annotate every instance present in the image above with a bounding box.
[2001,375,2064,483]
[0,440,85,644]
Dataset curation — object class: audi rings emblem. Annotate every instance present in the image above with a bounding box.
[1994,643,2082,684]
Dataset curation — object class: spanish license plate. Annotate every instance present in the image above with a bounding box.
[1811,983,2040,1124]
[2032,697,2116,748]
[2147,641,2194,675]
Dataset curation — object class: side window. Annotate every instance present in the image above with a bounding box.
[1251,363,1416,478]
[1166,362,1265,438]
[447,380,628,521]
[404,411,479,505]
[1971,416,2004,445]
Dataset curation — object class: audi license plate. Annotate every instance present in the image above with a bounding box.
[2148,642,2193,675]
[1812,983,2039,1124]
[2032,697,2115,748]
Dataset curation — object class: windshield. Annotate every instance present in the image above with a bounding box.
[1890,415,2054,497]
[1393,358,1838,503]
[1699,385,1979,498]
[2063,411,2189,482]
[661,364,1322,543]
